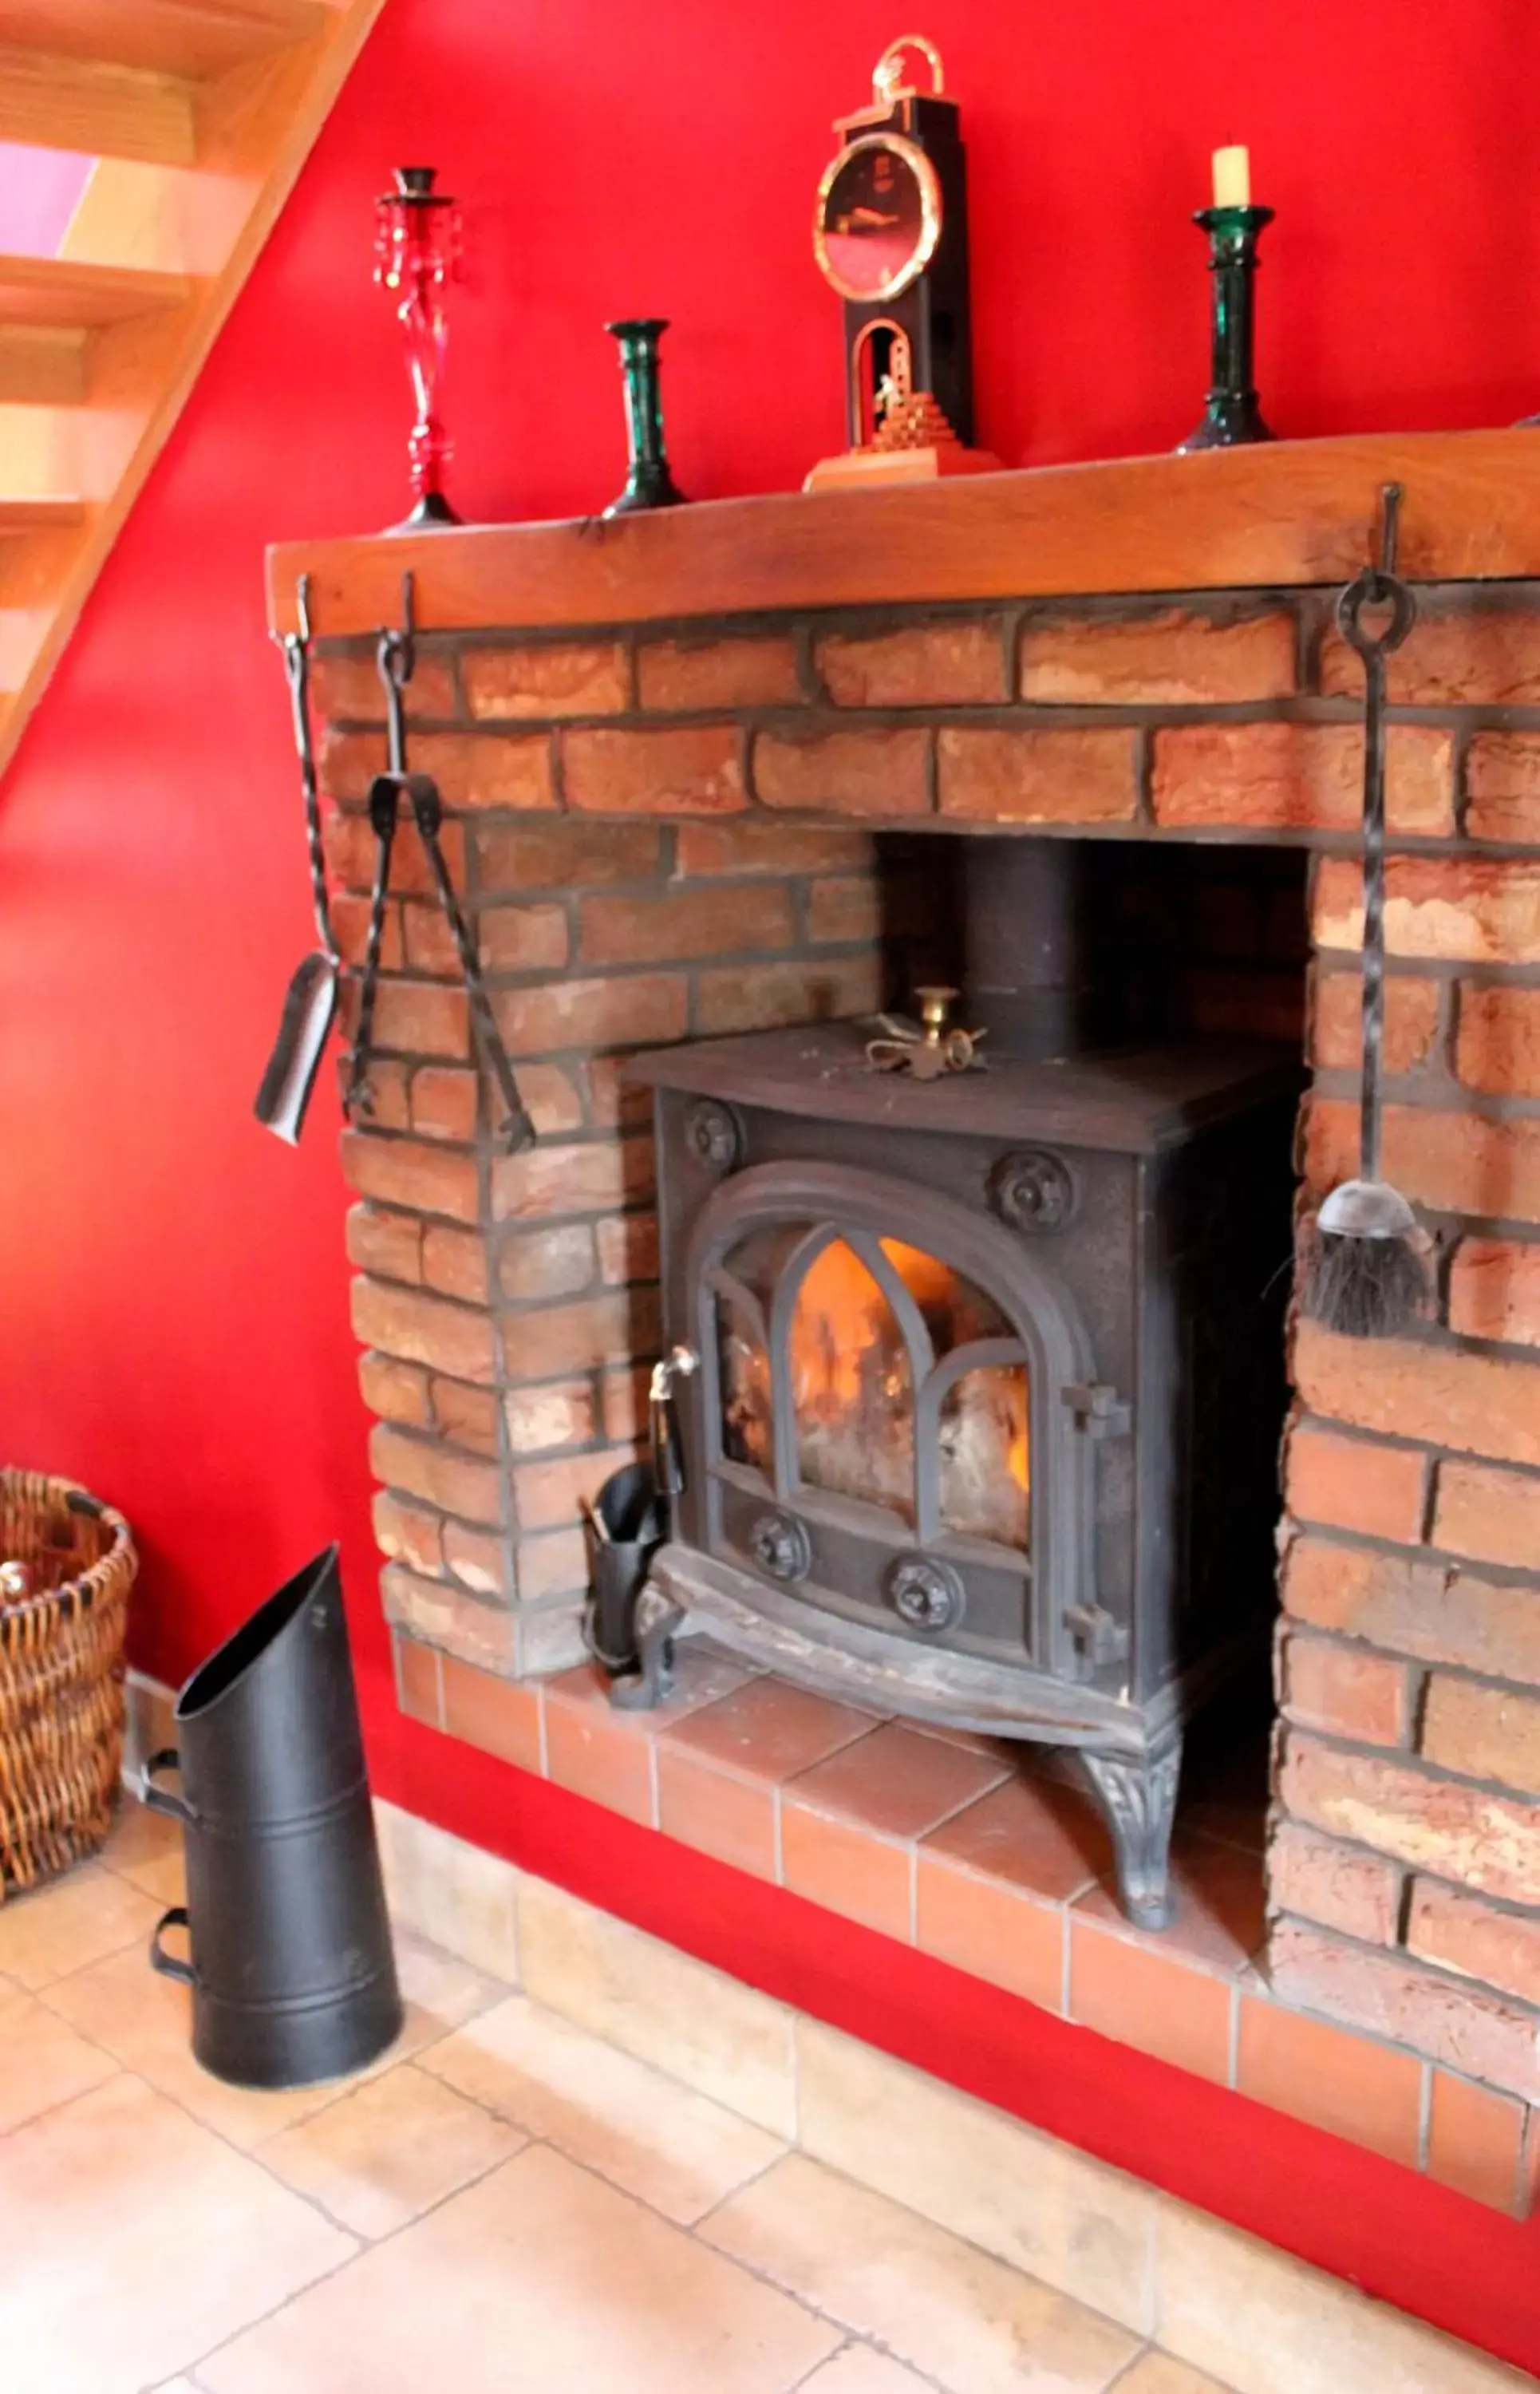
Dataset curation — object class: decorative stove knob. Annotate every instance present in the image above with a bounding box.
[747,1511,811,1584]
[886,1552,965,1634]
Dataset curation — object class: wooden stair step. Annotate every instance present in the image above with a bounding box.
[0,497,86,533]
[0,255,195,404]
[0,1,327,80]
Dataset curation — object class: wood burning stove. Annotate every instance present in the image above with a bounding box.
[630,841,1298,1926]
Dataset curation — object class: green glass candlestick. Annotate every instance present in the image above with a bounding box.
[602,318,687,516]
[1179,203,1275,452]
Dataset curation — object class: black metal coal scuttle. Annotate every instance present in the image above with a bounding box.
[626,838,1300,1929]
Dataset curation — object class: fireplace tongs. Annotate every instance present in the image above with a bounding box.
[345,609,535,1154]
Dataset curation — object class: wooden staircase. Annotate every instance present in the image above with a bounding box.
[0,0,386,772]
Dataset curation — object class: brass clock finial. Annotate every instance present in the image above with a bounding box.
[874,34,945,105]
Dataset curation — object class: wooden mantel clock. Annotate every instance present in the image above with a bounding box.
[805,35,1000,491]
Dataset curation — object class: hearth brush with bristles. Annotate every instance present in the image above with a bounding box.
[1303,483,1431,1339]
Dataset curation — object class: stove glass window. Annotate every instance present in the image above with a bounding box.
[791,1238,915,1518]
[938,1364,1030,1550]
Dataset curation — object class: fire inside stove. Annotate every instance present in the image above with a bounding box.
[715,1228,1030,1553]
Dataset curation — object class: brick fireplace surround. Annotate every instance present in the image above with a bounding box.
[271,432,1540,2249]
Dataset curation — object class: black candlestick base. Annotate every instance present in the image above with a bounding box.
[1177,203,1275,454]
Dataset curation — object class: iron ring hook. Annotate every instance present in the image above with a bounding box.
[1335,566,1416,662]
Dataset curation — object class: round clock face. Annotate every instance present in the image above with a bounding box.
[814,132,941,304]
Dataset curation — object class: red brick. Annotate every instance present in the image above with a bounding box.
[372,1489,443,1575]
[1449,1237,1540,1346]
[1294,1316,1540,1472]
[510,1062,586,1137]
[1457,986,1540,1095]
[1313,855,1540,965]
[806,875,883,945]
[382,1562,516,1672]
[499,1288,658,1380]
[1270,1914,1540,2102]
[1283,1532,1540,1688]
[601,1364,651,1443]
[421,1223,489,1304]
[1321,606,1540,706]
[1267,1820,1401,1944]
[815,621,1005,707]
[369,1424,503,1526]
[492,1133,653,1223]
[398,903,464,979]
[637,635,800,711]
[310,646,456,722]
[410,1065,480,1143]
[440,1521,510,1601]
[1309,972,1440,1076]
[754,725,931,817]
[515,1527,590,1602]
[394,1632,441,1728]
[1421,1673,1540,1795]
[332,891,404,971]
[1278,1731,1540,1908]
[365,978,468,1061]
[358,1350,432,1428]
[492,972,688,1057]
[582,1057,652,1131]
[333,728,554,813]
[514,1446,641,1534]
[1282,1631,1411,1747]
[1305,1094,1540,1225]
[675,822,875,876]
[431,1377,501,1455]
[937,726,1135,824]
[340,1132,479,1223]
[694,952,883,1036]
[351,1278,496,1385]
[563,724,744,814]
[1426,2071,1532,2215]
[462,642,627,719]
[503,1378,598,1456]
[322,803,465,898]
[597,1210,659,1286]
[346,1204,421,1285]
[1021,608,1295,704]
[1154,724,1452,836]
[1467,732,1540,843]
[1409,1879,1540,2006]
[475,818,663,891]
[1434,1459,1540,1570]
[498,1221,597,1303]
[476,903,571,974]
[577,883,795,966]
[1285,1420,1427,1542]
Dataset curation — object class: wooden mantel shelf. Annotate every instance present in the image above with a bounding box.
[267,427,1540,641]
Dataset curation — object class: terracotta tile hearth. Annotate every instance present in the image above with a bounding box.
[397,1641,1536,2218]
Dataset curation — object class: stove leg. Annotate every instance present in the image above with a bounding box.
[1080,1744,1182,1930]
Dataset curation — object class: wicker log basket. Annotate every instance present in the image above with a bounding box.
[0,1468,136,1897]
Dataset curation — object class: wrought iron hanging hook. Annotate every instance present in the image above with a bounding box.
[1336,483,1415,659]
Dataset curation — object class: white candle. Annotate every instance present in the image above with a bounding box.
[1211,144,1251,208]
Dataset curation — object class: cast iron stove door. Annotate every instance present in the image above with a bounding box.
[684,1163,1099,1680]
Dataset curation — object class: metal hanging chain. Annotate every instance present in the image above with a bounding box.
[1333,483,1416,1185]
[342,602,413,1123]
[277,572,338,964]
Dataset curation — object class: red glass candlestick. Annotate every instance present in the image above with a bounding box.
[373,165,461,529]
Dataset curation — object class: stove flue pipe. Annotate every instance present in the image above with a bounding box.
[960,836,1110,1063]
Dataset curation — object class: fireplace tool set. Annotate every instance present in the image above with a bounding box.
[256,573,535,1153]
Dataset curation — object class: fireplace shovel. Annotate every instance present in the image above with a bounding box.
[140,1547,402,2091]
[255,576,342,1146]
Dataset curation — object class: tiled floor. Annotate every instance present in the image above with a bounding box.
[0,1797,1242,2394]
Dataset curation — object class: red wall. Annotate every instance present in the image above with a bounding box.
[2,0,1538,2362]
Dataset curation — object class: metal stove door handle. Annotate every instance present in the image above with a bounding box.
[140,1747,195,1827]
[149,1906,196,1987]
